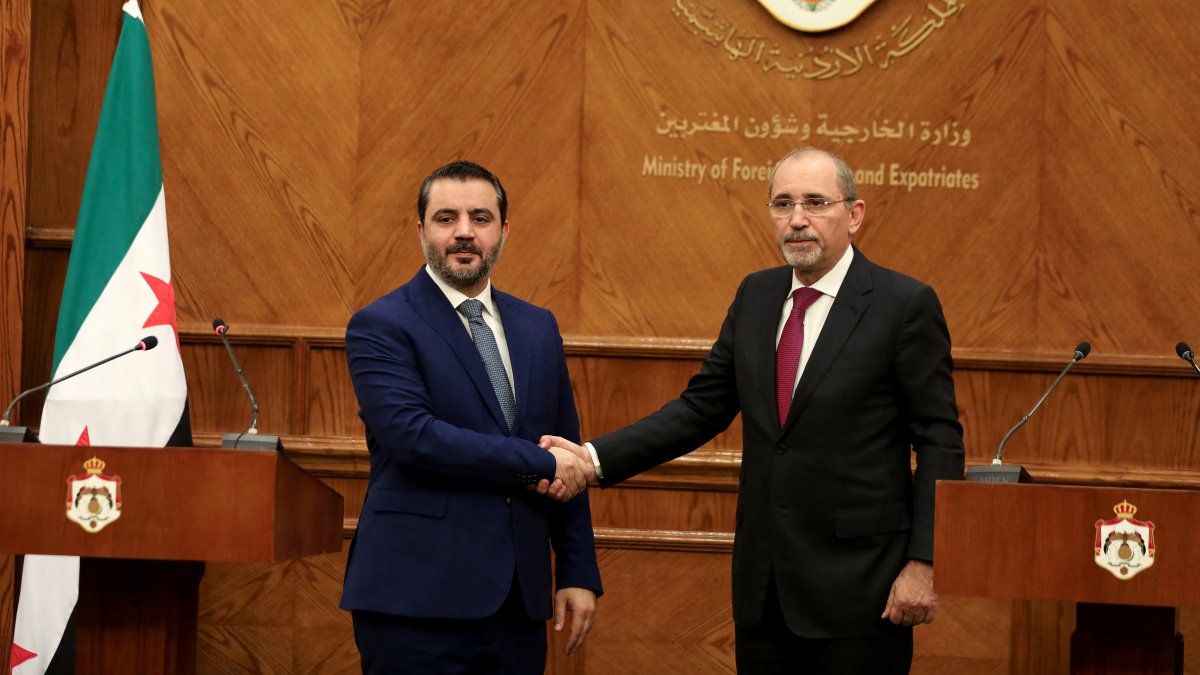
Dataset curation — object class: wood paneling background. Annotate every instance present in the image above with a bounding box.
[1,0,31,668]
[7,0,1200,673]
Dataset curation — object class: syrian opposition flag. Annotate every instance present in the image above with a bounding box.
[10,2,190,673]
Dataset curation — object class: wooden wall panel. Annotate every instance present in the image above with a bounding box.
[1,0,30,404]
[1040,2,1200,353]
[181,339,296,437]
[579,0,1056,342]
[588,487,735,533]
[305,344,360,439]
[568,353,743,447]
[25,0,122,234]
[12,0,1200,673]
[585,548,735,673]
[148,1,360,329]
[14,246,66,428]
[350,2,586,325]
[0,0,31,664]
[198,552,356,675]
[141,0,586,332]
[912,597,1010,673]
[955,365,1200,474]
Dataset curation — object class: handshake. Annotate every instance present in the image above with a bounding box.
[535,436,595,502]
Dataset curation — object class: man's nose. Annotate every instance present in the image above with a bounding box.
[787,208,811,228]
[452,216,475,237]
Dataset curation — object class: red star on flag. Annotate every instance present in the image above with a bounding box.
[10,642,37,669]
[76,426,91,446]
[141,271,179,352]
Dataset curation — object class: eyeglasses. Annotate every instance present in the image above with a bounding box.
[767,197,853,218]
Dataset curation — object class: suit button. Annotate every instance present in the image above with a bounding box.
[775,444,787,455]
[505,497,512,506]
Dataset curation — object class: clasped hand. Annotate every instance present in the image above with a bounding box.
[526,436,596,502]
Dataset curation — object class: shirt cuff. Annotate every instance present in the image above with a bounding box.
[583,441,605,481]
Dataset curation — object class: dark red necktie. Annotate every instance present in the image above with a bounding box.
[776,287,823,426]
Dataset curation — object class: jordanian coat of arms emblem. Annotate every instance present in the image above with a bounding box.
[66,456,123,532]
[1094,500,1155,579]
[756,0,880,32]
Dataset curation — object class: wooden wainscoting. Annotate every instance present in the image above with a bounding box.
[98,328,1197,674]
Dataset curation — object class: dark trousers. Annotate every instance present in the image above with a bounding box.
[352,582,546,675]
[735,575,913,675]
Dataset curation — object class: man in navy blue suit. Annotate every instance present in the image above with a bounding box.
[341,161,602,674]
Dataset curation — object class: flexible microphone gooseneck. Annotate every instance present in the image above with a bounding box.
[991,341,1091,464]
[211,319,283,452]
[212,318,259,435]
[966,341,1091,484]
[1,336,158,426]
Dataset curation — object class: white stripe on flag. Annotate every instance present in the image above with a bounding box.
[11,556,80,675]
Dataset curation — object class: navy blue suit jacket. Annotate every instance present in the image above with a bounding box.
[340,268,602,621]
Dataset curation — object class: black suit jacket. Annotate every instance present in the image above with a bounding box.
[593,248,964,638]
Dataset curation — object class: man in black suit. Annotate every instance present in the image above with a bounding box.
[541,147,964,673]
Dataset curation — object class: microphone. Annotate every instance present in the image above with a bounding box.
[212,318,282,452]
[966,341,1092,484]
[1177,342,1200,375]
[0,337,159,443]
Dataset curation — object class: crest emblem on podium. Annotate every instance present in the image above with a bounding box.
[66,456,123,532]
[1094,500,1154,579]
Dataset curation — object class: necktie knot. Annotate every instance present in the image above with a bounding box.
[791,287,823,312]
[457,298,484,320]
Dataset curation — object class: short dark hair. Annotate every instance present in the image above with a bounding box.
[417,161,508,224]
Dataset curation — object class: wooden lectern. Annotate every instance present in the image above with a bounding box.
[0,442,343,674]
[935,481,1198,675]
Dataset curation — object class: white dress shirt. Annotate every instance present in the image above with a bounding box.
[425,265,516,395]
[775,245,854,393]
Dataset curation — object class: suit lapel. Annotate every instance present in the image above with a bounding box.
[408,270,510,432]
[781,250,873,435]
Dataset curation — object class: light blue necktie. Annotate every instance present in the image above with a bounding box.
[457,299,517,431]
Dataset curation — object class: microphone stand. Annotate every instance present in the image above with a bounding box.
[0,339,157,444]
[213,320,283,452]
[966,345,1089,484]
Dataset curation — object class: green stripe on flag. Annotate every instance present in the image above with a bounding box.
[53,12,163,371]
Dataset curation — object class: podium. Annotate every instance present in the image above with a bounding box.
[0,442,343,674]
[935,481,1197,675]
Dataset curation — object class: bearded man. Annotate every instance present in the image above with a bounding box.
[341,160,601,674]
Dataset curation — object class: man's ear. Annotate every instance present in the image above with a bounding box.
[848,201,866,236]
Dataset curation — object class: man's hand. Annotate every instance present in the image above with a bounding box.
[526,436,598,501]
[553,587,597,656]
[541,445,588,502]
[540,435,596,480]
[881,560,939,626]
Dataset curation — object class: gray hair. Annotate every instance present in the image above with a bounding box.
[767,147,858,207]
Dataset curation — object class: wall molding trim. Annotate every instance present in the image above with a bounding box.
[192,433,1200,491]
[164,325,1195,376]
